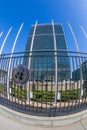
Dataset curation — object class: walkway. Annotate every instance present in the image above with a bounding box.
[0,113,87,130]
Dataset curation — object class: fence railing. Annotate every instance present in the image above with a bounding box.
[0,50,87,116]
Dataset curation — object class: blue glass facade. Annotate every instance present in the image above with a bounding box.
[72,61,87,81]
[24,24,70,81]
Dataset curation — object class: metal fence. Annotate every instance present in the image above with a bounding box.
[0,50,87,116]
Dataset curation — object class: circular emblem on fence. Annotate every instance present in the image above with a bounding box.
[12,64,29,85]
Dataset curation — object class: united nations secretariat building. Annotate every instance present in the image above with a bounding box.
[24,23,70,82]
[0,21,87,127]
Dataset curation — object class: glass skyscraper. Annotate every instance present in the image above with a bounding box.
[24,22,70,81]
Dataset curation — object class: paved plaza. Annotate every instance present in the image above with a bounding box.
[0,113,87,130]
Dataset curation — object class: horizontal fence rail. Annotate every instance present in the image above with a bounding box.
[0,50,87,116]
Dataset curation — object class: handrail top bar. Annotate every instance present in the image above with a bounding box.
[31,23,62,27]
[0,49,87,56]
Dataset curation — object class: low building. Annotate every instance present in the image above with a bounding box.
[72,61,87,81]
[0,69,7,84]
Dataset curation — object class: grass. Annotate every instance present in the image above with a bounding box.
[31,90,55,102]
[60,89,80,101]
[0,84,87,102]
[32,89,81,102]
[0,84,6,93]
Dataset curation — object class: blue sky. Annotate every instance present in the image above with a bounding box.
[0,0,87,54]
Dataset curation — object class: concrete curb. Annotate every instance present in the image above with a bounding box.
[0,104,87,127]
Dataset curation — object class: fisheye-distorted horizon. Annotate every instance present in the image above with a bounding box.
[0,0,87,54]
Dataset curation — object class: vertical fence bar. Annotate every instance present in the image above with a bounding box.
[0,27,12,55]
[52,20,58,106]
[7,23,24,99]
[68,22,83,100]
[27,21,37,104]
[0,31,4,38]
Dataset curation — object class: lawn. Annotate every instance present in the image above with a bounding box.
[0,84,87,102]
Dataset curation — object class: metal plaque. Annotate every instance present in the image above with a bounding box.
[12,64,29,85]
